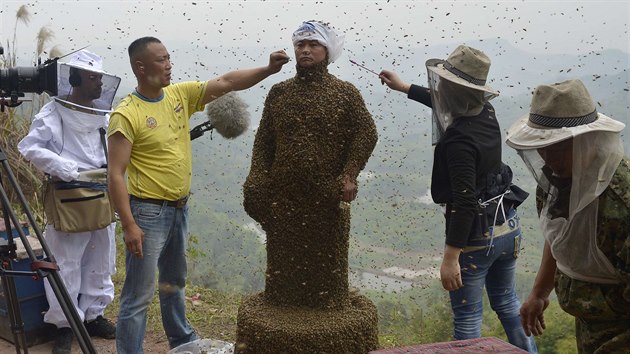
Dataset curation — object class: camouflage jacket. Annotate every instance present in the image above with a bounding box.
[537,157,630,318]
[596,157,630,284]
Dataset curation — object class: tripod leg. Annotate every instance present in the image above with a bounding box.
[1,195,28,353]
[0,271,28,354]
[0,151,96,353]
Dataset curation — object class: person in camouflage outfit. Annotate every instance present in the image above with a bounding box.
[506,79,629,353]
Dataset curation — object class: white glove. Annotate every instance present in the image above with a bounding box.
[76,168,107,183]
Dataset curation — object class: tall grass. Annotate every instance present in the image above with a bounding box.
[0,4,57,224]
[4,4,31,68]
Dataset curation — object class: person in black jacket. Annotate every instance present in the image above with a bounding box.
[379,45,537,353]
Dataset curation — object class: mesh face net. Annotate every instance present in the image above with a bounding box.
[427,69,495,145]
[517,131,624,283]
[56,63,121,113]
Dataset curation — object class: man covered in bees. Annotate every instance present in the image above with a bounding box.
[243,20,378,309]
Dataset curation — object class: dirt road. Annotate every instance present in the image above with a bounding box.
[0,331,169,353]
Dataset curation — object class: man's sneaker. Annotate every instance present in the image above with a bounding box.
[85,315,116,339]
[52,327,73,354]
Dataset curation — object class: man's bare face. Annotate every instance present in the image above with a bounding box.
[294,40,327,68]
[139,42,172,87]
[77,70,103,100]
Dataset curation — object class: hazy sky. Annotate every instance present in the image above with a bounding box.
[2,0,627,72]
[0,0,627,127]
[1,1,628,283]
[0,0,626,138]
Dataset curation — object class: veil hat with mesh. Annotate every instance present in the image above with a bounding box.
[506,79,625,284]
[426,45,498,97]
[506,79,624,150]
[56,49,121,112]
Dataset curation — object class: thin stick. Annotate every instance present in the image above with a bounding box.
[349,59,380,76]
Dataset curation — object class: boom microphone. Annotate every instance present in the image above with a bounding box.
[190,91,250,141]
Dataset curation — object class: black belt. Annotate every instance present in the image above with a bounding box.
[130,195,188,208]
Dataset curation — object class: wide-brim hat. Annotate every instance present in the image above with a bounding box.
[426,45,498,96]
[64,49,107,74]
[506,79,625,150]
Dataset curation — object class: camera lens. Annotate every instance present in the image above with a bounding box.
[0,67,38,93]
[0,60,57,97]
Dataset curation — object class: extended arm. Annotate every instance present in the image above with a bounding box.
[201,50,289,105]
[379,69,432,107]
[379,69,410,93]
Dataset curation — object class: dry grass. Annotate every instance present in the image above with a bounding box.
[1,2,242,347]
[0,4,58,224]
[182,285,241,342]
[4,4,31,68]
[35,26,54,58]
[0,110,46,223]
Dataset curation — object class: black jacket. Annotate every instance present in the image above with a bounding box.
[408,84,504,248]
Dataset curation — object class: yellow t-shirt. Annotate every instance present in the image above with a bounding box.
[108,81,207,200]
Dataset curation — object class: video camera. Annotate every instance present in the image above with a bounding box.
[0,45,58,110]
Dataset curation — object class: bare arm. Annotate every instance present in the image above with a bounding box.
[379,69,410,94]
[107,132,144,257]
[520,240,557,336]
[201,50,289,105]
[440,244,463,291]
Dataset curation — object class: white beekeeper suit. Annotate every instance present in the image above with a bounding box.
[18,49,120,328]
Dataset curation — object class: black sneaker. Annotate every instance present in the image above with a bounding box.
[85,315,116,339]
[53,327,73,354]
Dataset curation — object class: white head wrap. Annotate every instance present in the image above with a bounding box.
[291,21,345,63]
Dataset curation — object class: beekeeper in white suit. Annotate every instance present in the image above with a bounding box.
[18,49,120,354]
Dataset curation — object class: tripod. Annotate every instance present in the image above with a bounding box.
[0,146,96,353]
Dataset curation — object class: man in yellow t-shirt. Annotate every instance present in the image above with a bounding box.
[107,36,289,354]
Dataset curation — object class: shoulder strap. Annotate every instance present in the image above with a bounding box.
[99,127,108,166]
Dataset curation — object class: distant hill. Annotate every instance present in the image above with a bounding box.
[179,38,629,292]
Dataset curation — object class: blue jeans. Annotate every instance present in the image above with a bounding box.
[449,210,538,353]
[116,199,198,354]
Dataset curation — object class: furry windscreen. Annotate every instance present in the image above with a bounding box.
[205,91,251,139]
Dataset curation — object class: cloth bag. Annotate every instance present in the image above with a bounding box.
[44,181,115,233]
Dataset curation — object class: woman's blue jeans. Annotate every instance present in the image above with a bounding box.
[449,211,538,353]
[116,198,198,354]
